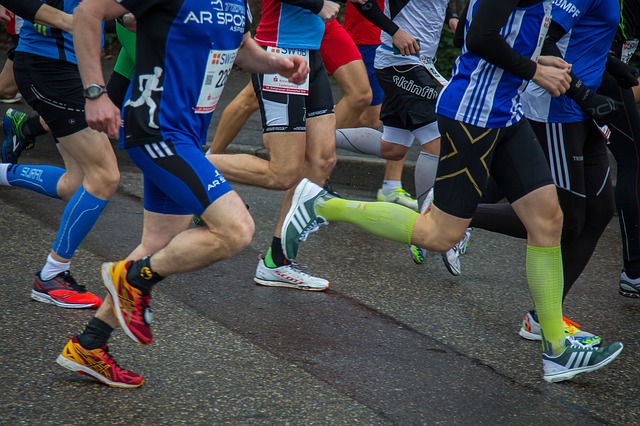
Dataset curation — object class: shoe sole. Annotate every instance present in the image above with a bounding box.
[101,263,147,345]
[30,289,99,309]
[519,329,542,341]
[56,355,143,388]
[619,289,640,298]
[254,277,330,292]
[543,344,624,383]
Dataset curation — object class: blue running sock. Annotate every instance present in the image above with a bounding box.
[0,163,64,198]
[52,186,108,259]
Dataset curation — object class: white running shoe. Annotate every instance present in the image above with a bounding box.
[542,338,623,383]
[441,228,472,276]
[254,258,330,291]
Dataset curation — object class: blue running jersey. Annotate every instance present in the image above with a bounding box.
[16,1,99,64]
[118,0,249,149]
[436,0,552,128]
[522,0,620,123]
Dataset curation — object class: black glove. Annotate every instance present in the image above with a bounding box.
[606,54,640,89]
[579,90,622,124]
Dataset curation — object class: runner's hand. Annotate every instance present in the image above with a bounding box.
[318,1,340,22]
[273,55,310,85]
[532,56,571,97]
[85,96,121,139]
[392,29,420,56]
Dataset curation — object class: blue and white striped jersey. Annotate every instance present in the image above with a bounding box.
[521,0,620,123]
[436,0,552,128]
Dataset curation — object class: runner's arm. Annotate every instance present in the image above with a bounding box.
[1,0,72,32]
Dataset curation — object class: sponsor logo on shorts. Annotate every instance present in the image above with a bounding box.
[392,75,438,99]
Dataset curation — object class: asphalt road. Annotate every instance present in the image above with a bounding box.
[1,65,639,425]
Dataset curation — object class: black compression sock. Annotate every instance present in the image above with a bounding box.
[270,237,288,267]
[126,256,164,293]
[77,317,114,350]
[23,116,47,139]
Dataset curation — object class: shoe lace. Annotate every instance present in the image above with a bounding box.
[60,271,88,292]
[286,262,312,277]
[299,219,327,242]
[100,346,126,371]
[565,336,595,351]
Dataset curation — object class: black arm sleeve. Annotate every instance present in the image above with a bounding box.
[279,0,324,15]
[445,4,459,23]
[453,3,468,48]
[1,0,41,22]
[465,0,537,81]
[352,0,399,37]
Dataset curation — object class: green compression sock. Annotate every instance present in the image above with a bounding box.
[316,198,417,245]
[525,245,565,356]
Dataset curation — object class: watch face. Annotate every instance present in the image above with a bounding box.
[85,85,105,99]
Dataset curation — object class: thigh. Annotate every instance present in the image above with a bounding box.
[490,119,554,204]
[306,50,335,118]
[128,138,233,216]
[13,53,87,138]
[332,59,371,99]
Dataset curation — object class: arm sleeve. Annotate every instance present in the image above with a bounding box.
[465,0,537,81]
[445,4,459,23]
[278,0,325,15]
[352,0,399,37]
[0,0,41,21]
[452,2,468,48]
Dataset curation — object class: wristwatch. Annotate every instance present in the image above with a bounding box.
[83,84,108,100]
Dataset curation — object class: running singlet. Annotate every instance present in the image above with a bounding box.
[436,0,551,128]
[374,0,449,68]
[16,0,94,64]
[118,0,249,148]
[254,0,325,49]
[521,0,620,123]
[344,0,384,45]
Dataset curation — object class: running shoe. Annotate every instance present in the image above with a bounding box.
[281,178,331,260]
[254,258,330,291]
[542,338,623,383]
[102,261,153,345]
[376,188,418,211]
[31,271,102,309]
[57,336,144,388]
[441,228,472,276]
[0,93,22,104]
[619,270,640,298]
[519,310,602,347]
[410,189,433,265]
[2,108,35,163]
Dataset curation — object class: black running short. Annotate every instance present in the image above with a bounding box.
[252,49,334,133]
[375,64,438,131]
[13,52,88,138]
[434,115,554,218]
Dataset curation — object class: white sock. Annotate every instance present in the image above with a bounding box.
[40,254,71,281]
[381,180,402,195]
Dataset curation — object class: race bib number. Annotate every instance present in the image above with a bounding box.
[262,47,310,95]
[621,39,639,64]
[421,56,449,87]
[195,49,238,114]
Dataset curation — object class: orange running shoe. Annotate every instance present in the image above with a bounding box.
[102,261,153,345]
[56,337,144,388]
[31,271,102,309]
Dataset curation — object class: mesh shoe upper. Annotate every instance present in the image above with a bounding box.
[254,258,330,291]
[56,336,144,388]
[2,108,35,164]
[377,188,418,211]
[31,271,102,309]
[542,338,623,383]
[102,261,153,345]
[519,311,602,347]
